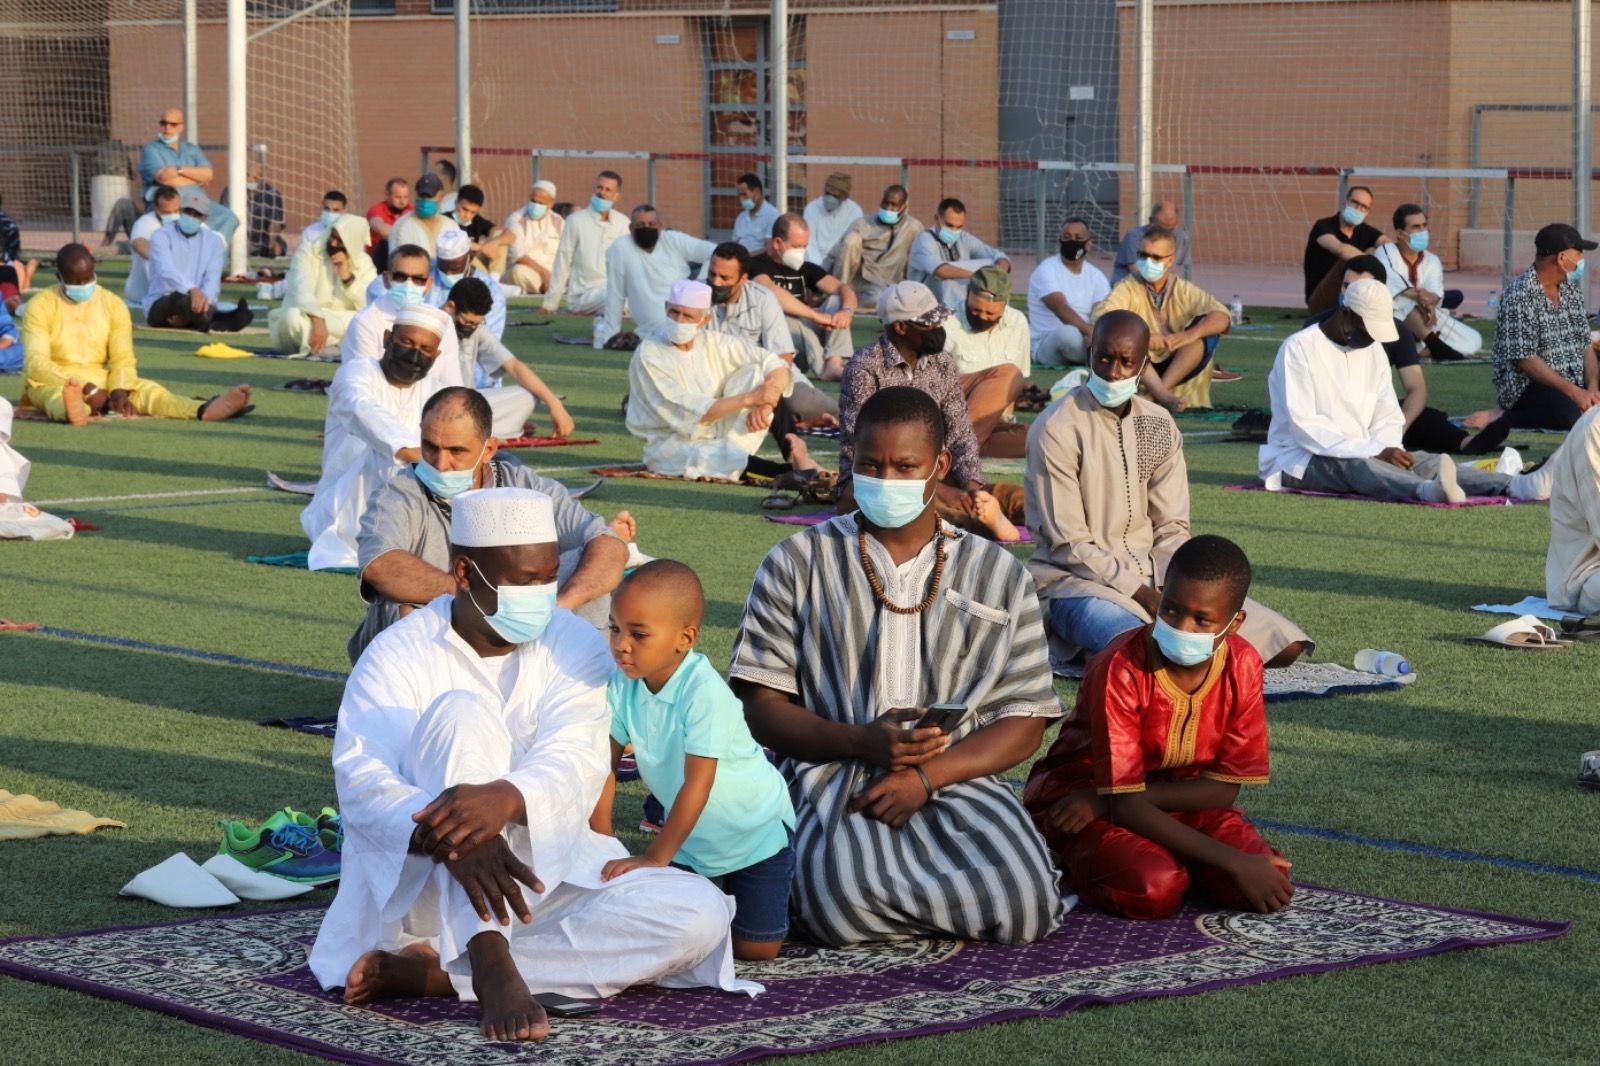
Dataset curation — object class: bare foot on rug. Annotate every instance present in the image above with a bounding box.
[62,379,90,426]
[784,435,825,475]
[343,943,453,1005]
[200,384,253,422]
[608,509,637,542]
[469,932,549,1042]
[972,490,1020,542]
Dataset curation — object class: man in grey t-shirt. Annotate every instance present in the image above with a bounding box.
[347,387,631,663]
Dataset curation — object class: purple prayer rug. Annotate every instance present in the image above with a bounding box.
[764,512,1034,544]
[0,888,1564,1066]
[1224,483,1541,508]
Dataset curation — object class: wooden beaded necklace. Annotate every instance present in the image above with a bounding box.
[857,520,956,615]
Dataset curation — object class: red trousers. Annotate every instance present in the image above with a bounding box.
[1027,757,1282,921]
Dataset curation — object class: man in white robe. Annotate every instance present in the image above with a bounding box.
[269,214,376,355]
[801,172,862,270]
[343,244,464,390]
[0,395,71,540]
[302,306,452,571]
[541,171,630,317]
[1546,405,1600,614]
[596,205,717,349]
[500,180,562,295]
[626,280,801,481]
[309,487,756,1042]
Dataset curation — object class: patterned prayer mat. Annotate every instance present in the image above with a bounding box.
[1224,483,1538,508]
[764,511,1033,544]
[0,888,1563,1066]
[499,436,600,449]
[1051,658,1412,702]
[591,465,776,489]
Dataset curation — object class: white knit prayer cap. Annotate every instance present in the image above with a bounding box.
[393,303,451,340]
[668,279,712,310]
[451,487,557,547]
[435,228,472,259]
[533,180,557,197]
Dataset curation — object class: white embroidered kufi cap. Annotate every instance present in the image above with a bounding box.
[451,487,557,547]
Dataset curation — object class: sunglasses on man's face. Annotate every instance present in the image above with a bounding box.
[159,120,181,128]
[390,271,429,285]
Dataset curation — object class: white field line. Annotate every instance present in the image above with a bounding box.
[32,486,272,507]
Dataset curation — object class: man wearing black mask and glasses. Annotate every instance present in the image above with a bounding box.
[302,304,451,571]
[1260,278,1540,504]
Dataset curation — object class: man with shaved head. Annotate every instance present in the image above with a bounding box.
[1024,310,1312,668]
[21,242,250,425]
[302,304,453,571]
[138,108,240,245]
[748,213,858,381]
[1112,200,1190,285]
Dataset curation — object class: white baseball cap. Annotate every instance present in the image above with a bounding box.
[1340,278,1400,344]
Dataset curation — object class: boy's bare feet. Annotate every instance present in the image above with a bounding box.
[469,931,549,1042]
[62,379,89,426]
[199,384,253,421]
[342,943,453,1005]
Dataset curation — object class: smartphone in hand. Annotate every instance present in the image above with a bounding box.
[915,703,968,734]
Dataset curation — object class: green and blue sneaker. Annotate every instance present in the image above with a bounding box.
[281,806,343,853]
[218,812,341,884]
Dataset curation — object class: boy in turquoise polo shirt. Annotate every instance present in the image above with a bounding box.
[597,559,796,961]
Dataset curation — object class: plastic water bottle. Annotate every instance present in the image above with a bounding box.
[1230,294,1244,326]
[1354,649,1412,676]
[1487,290,1500,317]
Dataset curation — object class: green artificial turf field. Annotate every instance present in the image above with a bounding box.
[0,259,1593,1064]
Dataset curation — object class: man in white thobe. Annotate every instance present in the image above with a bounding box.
[269,214,376,355]
[429,228,506,340]
[908,196,1011,310]
[0,395,71,540]
[542,171,630,317]
[302,306,452,571]
[501,180,563,295]
[1375,202,1481,360]
[1546,405,1600,613]
[309,486,756,1042]
[595,205,716,349]
[730,173,781,254]
[343,244,464,390]
[801,172,862,270]
[626,280,795,481]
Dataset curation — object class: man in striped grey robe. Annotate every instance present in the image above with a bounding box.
[729,386,1068,947]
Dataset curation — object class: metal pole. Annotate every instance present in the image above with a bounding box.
[455,0,471,184]
[1034,169,1048,259]
[531,153,540,189]
[647,156,657,206]
[1133,0,1153,232]
[70,152,81,244]
[770,0,789,210]
[227,0,247,276]
[183,0,198,140]
[1182,168,1194,278]
[1575,0,1593,295]
[1504,175,1516,291]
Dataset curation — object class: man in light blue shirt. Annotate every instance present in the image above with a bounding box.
[138,108,240,245]
[908,197,1010,309]
[144,188,253,332]
[730,173,781,254]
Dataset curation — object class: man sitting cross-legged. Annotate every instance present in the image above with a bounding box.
[22,243,251,425]
[349,386,630,662]
[1025,311,1312,668]
[626,279,824,483]
[302,305,452,571]
[1261,279,1544,503]
[1023,535,1293,921]
[342,244,464,389]
[731,386,1067,946]
[309,486,757,1042]
[1544,405,1600,615]
[143,187,253,333]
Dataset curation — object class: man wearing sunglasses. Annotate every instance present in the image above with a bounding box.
[137,108,240,247]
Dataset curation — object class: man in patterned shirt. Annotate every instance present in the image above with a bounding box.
[1023,311,1311,667]
[1488,223,1600,431]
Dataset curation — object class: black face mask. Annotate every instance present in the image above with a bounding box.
[454,321,478,341]
[633,227,661,252]
[914,326,946,356]
[382,343,432,384]
[967,310,999,333]
[1060,239,1088,262]
[1338,310,1374,351]
[710,283,735,305]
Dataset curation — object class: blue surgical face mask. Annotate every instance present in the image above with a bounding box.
[63,280,98,303]
[853,469,935,530]
[414,443,484,499]
[591,194,614,214]
[878,208,901,226]
[466,557,558,645]
[938,226,961,246]
[438,270,465,288]
[1087,366,1141,408]
[415,199,439,220]
[389,279,426,307]
[159,212,179,225]
[1341,204,1367,227]
[160,132,179,147]
[1571,256,1588,282]
[1152,616,1225,666]
[527,201,548,220]
[321,209,340,227]
[1407,230,1430,253]
[823,195,841,212]
[176,213,203,236]
[1135,255,1166,283]
[740,197,756,212]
